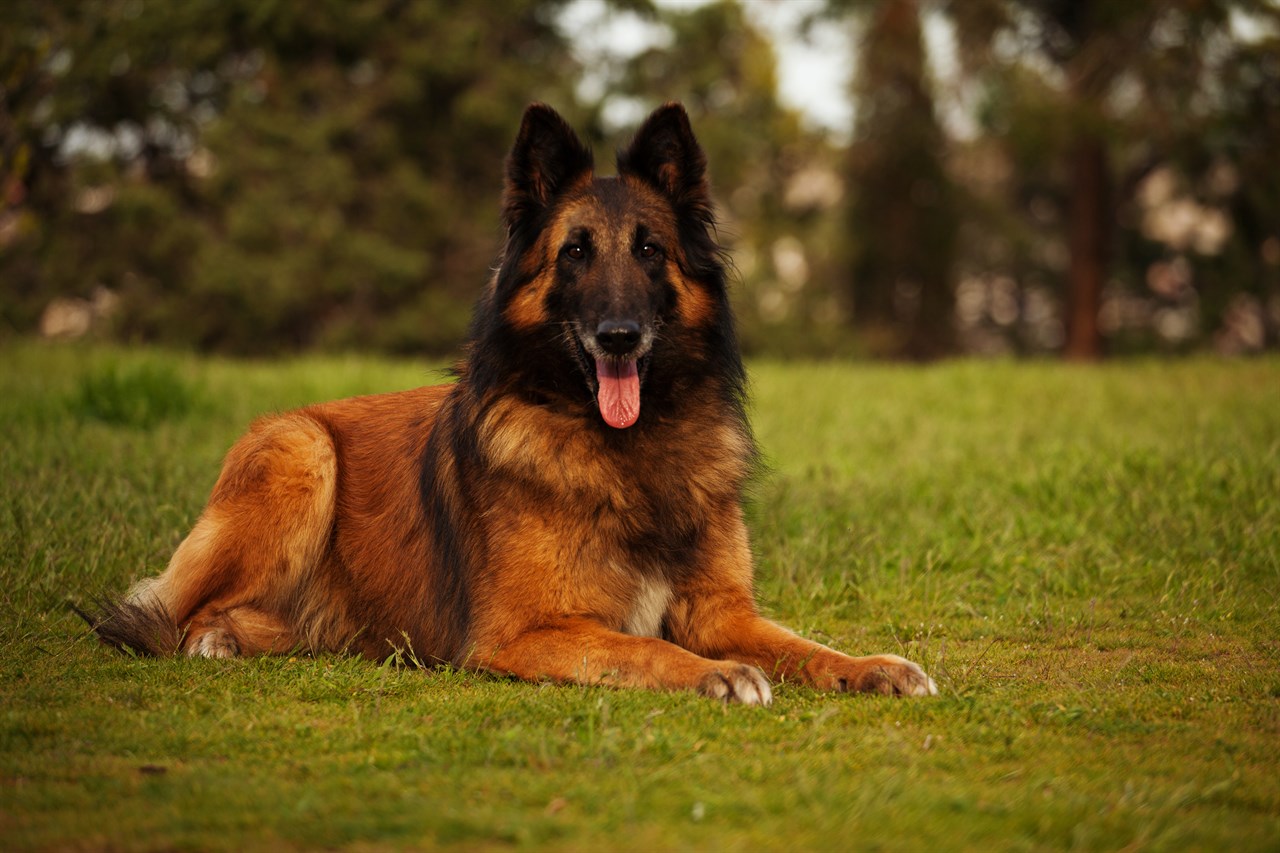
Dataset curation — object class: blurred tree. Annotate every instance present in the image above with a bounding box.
[6,0,1275,358]
[834,0,958,359]
[944,0,1280,358]
[1183,15,1280,352]
[1,0,590,353]
[607,0,846,356]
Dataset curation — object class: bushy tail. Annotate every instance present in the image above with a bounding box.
[71,594,182,657]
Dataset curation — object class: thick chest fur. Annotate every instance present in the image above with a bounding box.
[472,394,749,571]
[443,391,751,645]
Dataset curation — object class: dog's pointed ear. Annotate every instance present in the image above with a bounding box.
[616,102,710,219]
[503,104,593,232]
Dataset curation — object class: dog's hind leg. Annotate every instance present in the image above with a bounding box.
[103,413,339,657]
[184,605,300,658]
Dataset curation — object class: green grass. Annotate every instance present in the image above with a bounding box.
[2,340,1277,850]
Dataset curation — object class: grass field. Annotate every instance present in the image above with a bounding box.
[1,341,1277,851]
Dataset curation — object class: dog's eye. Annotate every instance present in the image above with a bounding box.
[563,244,585,261]
[638,242,661,259]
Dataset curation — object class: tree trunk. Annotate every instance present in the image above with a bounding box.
[847,0,956,360]
[1062,132,1111,361]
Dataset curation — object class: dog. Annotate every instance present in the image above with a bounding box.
[78,103,936,704]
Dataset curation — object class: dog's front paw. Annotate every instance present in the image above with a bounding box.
[837,654,937,697]
[698,662,773,706]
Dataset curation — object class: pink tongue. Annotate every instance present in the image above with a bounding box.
[595,358,640,429]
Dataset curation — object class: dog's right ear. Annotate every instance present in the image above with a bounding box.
[502,104,594,233]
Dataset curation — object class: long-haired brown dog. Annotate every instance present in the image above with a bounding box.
[80,103,936,704]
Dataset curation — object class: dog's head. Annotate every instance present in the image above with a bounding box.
[473,103,738,431]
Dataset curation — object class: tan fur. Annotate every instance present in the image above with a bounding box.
[505,278,553,329]
[118,378,931,701]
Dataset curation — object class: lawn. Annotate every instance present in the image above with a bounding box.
[1,341,1277,850]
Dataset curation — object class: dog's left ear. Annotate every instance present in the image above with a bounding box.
[617,102,711,223]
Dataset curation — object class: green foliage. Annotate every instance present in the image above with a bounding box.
[945,0,1280,355]
[1,0,586,355]
[2,0,1279,358]
[71,357,201,429]
[2,342,1279,849]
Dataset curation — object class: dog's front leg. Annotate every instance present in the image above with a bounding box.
[668,516,937,697]
[469,616,772,705]
[671,598,937,697]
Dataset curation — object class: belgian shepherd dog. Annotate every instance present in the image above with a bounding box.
[78,103,936,704]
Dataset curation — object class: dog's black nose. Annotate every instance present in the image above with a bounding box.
[596,320,642,356]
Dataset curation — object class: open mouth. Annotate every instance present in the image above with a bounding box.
[573,329,652,430]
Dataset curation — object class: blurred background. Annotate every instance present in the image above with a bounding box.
[2,0,1277,360]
